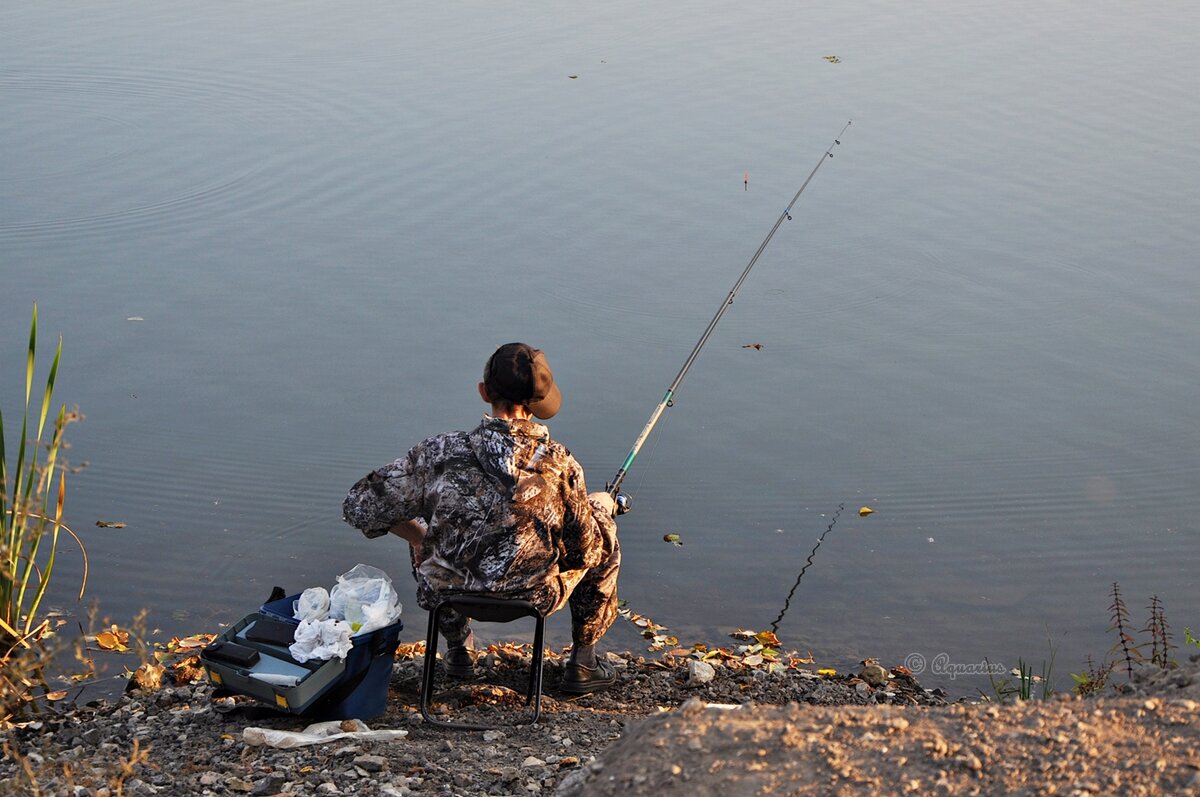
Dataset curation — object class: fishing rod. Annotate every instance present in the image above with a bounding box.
[607,120,851,508]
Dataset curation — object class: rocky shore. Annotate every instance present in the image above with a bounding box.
[2,647,1197,796]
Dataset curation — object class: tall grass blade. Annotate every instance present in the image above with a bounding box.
[25,306,36,407]
[24,474,66,635]
[40,406,65,499]
[36,340,60,443]
[1,405,8,533]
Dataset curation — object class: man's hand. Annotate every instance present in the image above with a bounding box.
[589,491,617,517]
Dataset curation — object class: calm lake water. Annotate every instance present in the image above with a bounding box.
[4,1,1198,692]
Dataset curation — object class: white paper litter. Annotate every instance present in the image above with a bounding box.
[243,719,408,749]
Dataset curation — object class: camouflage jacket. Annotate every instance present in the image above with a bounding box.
[342,416,617,600]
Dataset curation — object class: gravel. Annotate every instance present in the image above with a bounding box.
[2,648,1196,796]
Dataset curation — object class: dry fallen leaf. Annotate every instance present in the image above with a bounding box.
[741,343,764,350]
[755,630,782,647]
[818,668,838,677]
[95,520,127,528]
[824,55,841,63]
[171,655,207,684]
[859,506,874,517]
[166,633,215,652]
[662,533,683,547]
[130,662,166,691]
[45,690,68,701]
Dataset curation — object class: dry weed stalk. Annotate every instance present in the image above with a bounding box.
[1107,581,1142,679]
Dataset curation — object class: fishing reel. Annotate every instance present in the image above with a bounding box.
[605,485,633,516]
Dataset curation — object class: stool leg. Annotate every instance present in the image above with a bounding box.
[528,614,545,724]
[419,606,442,724]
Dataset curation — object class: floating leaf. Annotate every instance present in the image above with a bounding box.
[741,343,763,350]
[858,506,874,517]
[95,520,127,528]
[568,75,578,79]
[729,628,757,641]
[824,55,841,63]
[45,690,68,701]
[662,533,683,546]
[95,625,130,652]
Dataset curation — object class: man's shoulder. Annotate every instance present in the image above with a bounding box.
[538,437,585,475]
[400,429,474,465]
[414,428,472,449]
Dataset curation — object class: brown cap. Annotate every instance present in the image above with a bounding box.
[482,343,562,419]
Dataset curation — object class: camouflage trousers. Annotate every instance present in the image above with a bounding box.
[414,538,621,650]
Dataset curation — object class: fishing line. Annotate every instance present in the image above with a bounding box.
[607,121,852,504]
[769,502,845,634]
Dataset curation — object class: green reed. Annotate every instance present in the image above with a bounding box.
[1,305,86,649]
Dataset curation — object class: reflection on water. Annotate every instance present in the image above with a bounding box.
[3,0,1199,690]
[770,503,846,635]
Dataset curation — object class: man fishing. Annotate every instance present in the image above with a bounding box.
[342,343,621,694]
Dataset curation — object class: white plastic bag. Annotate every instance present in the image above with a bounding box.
[293,587,331,621]
[289,617,354,663]
[328,563,402,635]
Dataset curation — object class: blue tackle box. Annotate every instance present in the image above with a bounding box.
[201,594,402,719]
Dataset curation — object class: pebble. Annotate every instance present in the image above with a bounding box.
[354,754,387,773]
[687,659,716,685]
